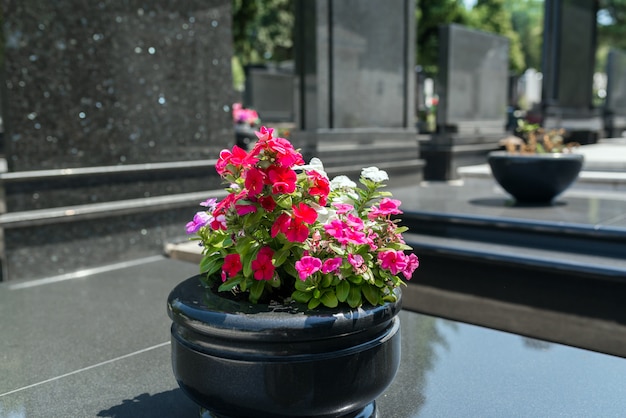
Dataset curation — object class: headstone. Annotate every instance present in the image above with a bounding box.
[291,0,422,185]
[421,24,509,180]
[244,63,295,123]
[604,48,626,137]
[541,0,601,143]
[0,1,236,281]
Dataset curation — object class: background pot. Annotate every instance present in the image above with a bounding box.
[167,276,402,418]
[487,151,584,203]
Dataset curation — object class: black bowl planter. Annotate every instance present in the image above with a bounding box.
[167,275,402,418]
[487,151,584,204]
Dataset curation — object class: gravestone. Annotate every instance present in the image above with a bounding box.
[0,1,236,280]
[421,24,509,180]
[541,0,601,143]
[604,48,626,137]
[244,63,295,123]
[291,0,422,185]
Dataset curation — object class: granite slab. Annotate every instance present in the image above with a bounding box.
[1,257,626,417]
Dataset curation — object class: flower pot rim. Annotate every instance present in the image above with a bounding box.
[488,150,584,161]
[167,275,402,342]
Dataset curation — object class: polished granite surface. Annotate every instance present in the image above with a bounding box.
[395,180,626,230]
[2,257,626,417]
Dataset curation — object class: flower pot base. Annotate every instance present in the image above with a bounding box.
[168,276,400,418]
[200,402,378,418]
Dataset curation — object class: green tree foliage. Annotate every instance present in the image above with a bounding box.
[504,0,543,71]
[416,0,469,75]
[467,0,526,74]
[597,0,626,71]
[232,0,294,66]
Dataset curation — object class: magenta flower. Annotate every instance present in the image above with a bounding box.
[186,211,211,234]
[402,253,419,280]
[368,198,403,220]
[200,198,217,209]
[377,250,407,275]
[222,253,242,281]
[295,256,322,280]
[321,257,343,274]
[251,247,275,281]
[332,203,354,214]
[348,254,364,269]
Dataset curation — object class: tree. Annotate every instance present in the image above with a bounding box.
[467,0,526,74]
[416,0,469,76]
[505,0,543,71]
[232,0,294,66]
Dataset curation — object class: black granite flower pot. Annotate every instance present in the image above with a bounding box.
[167,276,402,418]
[487,151,584,203]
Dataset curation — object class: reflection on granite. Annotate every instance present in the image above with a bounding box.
[4,162,223,211]
[2,258,626,416]
[397,181,626,230]
[3,206,194,280]
[2,0,235,171]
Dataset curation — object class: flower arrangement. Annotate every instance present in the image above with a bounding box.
[186,126,418,309]
[232,102,260,127]
[500,120,578,154]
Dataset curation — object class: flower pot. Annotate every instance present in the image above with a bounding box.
[167,275,402,418]
[487,151,584,203]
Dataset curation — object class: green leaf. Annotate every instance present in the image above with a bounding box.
[199,252,224,275]
[320,291,338,308]
[242,246,260,278]
[249,280,265,303]
[273,249,290,267]
[321,274,333,288]
[308,298,321,310]
[294,279,313,292]
[218,276,241,292]
[362,284,380,306]
[336,280,350,302]
[347,285,362,308]
[292,290,312,303]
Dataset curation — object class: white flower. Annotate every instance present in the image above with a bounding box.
[330,175,356,190]
[361,166,389,182]
[293,157,328,178]
[310,202,336,224]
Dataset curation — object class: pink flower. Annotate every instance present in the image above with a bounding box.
[368,198,403,220]
[348,254,364,269]
[216,145,255,176]
[324,219,346,241]
[200,198,217,209]
[186,211,211,234]
[222,254,242,279]
[321,257,343,274]
[258,195,276,212]
[332,203,354,214]
[292,203,318,224]
[377,250,407,275]
[267,165,297,194]
[251,247,275,281]
[235,202,257,216]
[402,253,419,280]
[244,167,265,196]
[345,214,364,231]
[295,256,322,280]
[307,170,330,205]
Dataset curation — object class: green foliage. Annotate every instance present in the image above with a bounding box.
[466,0,526,74]
[416,0,469,75]
[232,0,294,65]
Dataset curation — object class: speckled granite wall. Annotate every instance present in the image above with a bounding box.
[0,0,236,281]
[1,0,235,171]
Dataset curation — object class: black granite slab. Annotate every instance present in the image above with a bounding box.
[1,0,235,172]
[1,257,626,417]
